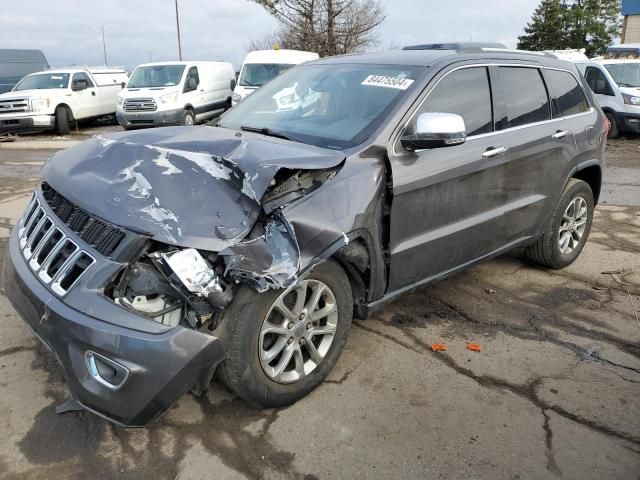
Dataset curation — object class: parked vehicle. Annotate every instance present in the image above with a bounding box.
[232,49,319,105]
[5,49,605,426]
[0,49,49,94]
[116,61,235,130]
[604,43,640,60]
[543,49,588,62]
[0,67,128,134]
[575,58,640,137]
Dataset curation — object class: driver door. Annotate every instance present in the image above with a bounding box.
[70,72,99,119]
[387,66,511,291]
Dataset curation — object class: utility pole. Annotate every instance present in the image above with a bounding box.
[174,0,183,61]
[100,25,108,66]
[149,49,153,62]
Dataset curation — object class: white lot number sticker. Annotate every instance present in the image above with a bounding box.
[361,74,414,90]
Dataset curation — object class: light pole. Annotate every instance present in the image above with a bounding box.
[148,49,153,62]
[174,0,183,61]
[99,25,108,66]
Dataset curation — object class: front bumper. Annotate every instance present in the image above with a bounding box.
[0,113,55,133]
[619,112,640,134]
[3,226,225,427]
[116,108,182,129]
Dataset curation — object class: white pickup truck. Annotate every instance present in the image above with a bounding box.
[0,67,128,134]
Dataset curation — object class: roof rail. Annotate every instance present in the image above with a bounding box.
[458,47,556,57]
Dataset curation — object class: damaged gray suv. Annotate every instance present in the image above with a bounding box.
[4,49,606,426]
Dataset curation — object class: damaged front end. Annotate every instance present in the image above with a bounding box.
[4,126,345,426]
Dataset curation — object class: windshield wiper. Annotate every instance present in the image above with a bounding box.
[617,81,637,88]
[240,125,301,142]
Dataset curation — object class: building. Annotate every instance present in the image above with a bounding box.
[622,0,640,43]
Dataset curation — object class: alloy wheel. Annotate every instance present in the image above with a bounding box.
[558,196,588,255]
[259,279,338,384]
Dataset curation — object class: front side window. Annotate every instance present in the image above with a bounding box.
[416,67,493,136]
[14,73,70,90]
[604,63,640,88]
[220,63,422,149]
[127,65,186,88]
[545,70,589,117]
[500,67,550,128]
[72,72,94,88]
[184,67,199,91]
[585,67,614,95]
[239,63,295,87]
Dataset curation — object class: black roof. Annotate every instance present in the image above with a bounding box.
[312,49,575,69]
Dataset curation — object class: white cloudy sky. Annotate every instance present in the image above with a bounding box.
[1,0,541,70]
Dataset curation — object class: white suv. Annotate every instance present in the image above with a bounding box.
[0,67,128,135]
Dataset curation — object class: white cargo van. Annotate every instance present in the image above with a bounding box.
[575,59,640,138]
[0,67,128,134]
[116,61,235,129]
[232,49,319,105]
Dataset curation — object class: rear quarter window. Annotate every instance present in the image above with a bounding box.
[499,67,550,128]
[545,69,589,117]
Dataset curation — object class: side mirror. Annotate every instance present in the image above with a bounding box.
[186,77,197,91]
[230,78,237,90]
[401,112,466,151]
[72,79,88,91]
[121,81,126,89]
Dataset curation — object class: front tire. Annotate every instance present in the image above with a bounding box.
[605,112,619,139]
[181,108,196,126]
[55,106,70,135]
[525,178,594,269]
[217,259,353,407]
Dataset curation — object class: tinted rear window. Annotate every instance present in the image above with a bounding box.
[545,69,589,117]
[500,67,550,128]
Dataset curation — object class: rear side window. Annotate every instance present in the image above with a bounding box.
[500,67,550,128]
[419,67,493,136]
[545,70,589,117]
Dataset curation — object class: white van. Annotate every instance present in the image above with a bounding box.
[0,66,127,134]
[232,49,319,105]
[575,59,640,138]
[116,61,235,129]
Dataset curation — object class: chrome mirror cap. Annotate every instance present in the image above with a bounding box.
[401,112,466,151]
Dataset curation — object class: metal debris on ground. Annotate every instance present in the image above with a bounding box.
[485,288,496,294]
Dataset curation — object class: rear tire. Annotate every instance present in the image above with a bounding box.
[55,106,70,135]
[605,112,619,139]
[181,109,196,126]
[525,178,594,269]
[217,260,353,408]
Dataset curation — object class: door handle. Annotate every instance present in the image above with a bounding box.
[482,146,507,158]
[200,89,204,92]
[91,91,96,96]
[552,130,569,139]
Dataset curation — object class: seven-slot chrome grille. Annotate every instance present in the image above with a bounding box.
[123,97,157,112]
[41,183,125,256]
[18,194,95,296]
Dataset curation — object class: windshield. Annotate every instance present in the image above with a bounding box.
[220,63,422,150]
[604,63,640,88]
[14,73,69,91]
[127,65,185,88]
[239,63,295,87]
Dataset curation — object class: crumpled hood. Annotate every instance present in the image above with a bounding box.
[43,126,345,251]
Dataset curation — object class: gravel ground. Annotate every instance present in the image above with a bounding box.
[0,132,638,480]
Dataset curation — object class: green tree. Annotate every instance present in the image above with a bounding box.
[517,0,568,51]
[565,0,621,57]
